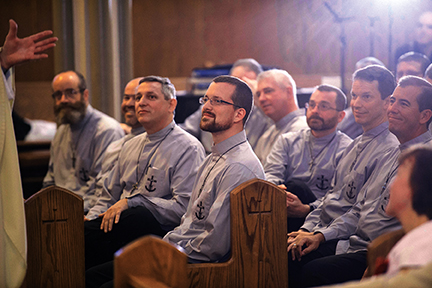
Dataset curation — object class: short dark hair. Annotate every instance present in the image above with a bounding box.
[398,145,432,220]
[398,76,432,126]
[424,63,432,79]
[229,58,263,77]
[316,84,347,110]
[139,76,176,100]
[212,75,253,125]
[353,65,396,100]
[398,52,431,74]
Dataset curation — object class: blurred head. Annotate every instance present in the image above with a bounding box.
[135,76,177,134]
[387,145,432,221]
[122,77,144,129]
[200,75,251,133]
[256,69,297,122]
[306,84,346,137]
[355,57,385,70]
[229,58,263,80]
[415,11,432,46]
[396,52,431,82]
[388,76,432,143]
[52,70,88,125]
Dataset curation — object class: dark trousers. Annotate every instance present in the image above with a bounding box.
[288,239,338,288]
[85,206,168,270]
[86,261,114,288]
[301,251,368,287]
[285,180,317,233]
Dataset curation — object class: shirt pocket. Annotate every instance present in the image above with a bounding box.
[341,171,365,204]
[141,166,165,195]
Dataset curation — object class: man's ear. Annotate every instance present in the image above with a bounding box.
[234,108,246,124]
[337,110,346,123]
[419,109,432,125]
[168,98,177,114]
[82,89,89,104]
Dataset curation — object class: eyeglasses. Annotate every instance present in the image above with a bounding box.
[305,101,341,112]
[52,88,84,100]
[199,96,241,108]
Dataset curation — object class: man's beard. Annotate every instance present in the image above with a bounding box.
[307,114,338,132]
[54,101,87,125]
[200,112,232,133]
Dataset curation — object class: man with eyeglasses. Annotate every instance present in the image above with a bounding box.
[286,65,400,288]
[264,84,352,233]
[180,58,272,153]
[254,69,308,164]
[42,70,124,213]
[86,75,264,287]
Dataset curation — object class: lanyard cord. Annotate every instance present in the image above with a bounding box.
[133,127,174,190]
[197,140,246,198]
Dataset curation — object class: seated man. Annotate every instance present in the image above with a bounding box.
[396,51,430,82]
[255,69,308,163]
[338,57,385,139]
[318,145,432,288]
[181,58,271,153]
[85,76,206,269]
[264,84,352,232]
[87,77,145,211]
[86,75,265,287]
[294,76,432,287]
[286,65,399,288]
[42,71,125,213]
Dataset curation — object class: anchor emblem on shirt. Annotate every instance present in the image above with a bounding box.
[195,201,205,220]
[346,181,356,199]
[380,195,389,212]
[316,175,329,190]
[145,175,157,192]
[79,168,90,182]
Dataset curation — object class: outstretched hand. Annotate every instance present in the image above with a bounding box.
[0,19,58,70]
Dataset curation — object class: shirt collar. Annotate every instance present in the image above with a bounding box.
[211,130,247,156]
[275,109,304,130]
[131,126,146,136]
[400,130,432,151]
[147,121,175,141]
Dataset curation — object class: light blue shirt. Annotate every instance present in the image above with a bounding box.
[164,130,265,262]
[43,105,125,212]
[265,129,352,208]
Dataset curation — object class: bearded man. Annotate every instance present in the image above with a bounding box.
[42,70,124,213]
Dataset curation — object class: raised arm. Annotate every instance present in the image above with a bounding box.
[0,19,57,70]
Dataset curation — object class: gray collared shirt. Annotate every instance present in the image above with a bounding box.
[255,109,308,164]
[43,105,124,212]
[265,129,352,208]
[345,131,432,253]
[301,122,399,232]
[86,121,205,231]
[163,130,265,262]
[87,126,146,211]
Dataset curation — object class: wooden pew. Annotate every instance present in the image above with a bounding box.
[21,186,85,288]
[114,179,288,288]
[365,228,405,277]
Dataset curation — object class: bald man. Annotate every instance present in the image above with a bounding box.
[86,78,146,214]
[42,71,124,213]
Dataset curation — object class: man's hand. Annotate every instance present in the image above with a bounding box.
[99,199,129,233]
[0,19,58,70]
[285,191,311,218]
[287,232,324,261]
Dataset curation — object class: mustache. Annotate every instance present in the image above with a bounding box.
[308,115,324,121]
[54,102,83,114]
[202,109,215,118]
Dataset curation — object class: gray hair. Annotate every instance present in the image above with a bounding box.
[139,76,176,100]
[229,58,263,77]
[257,69,297,104]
